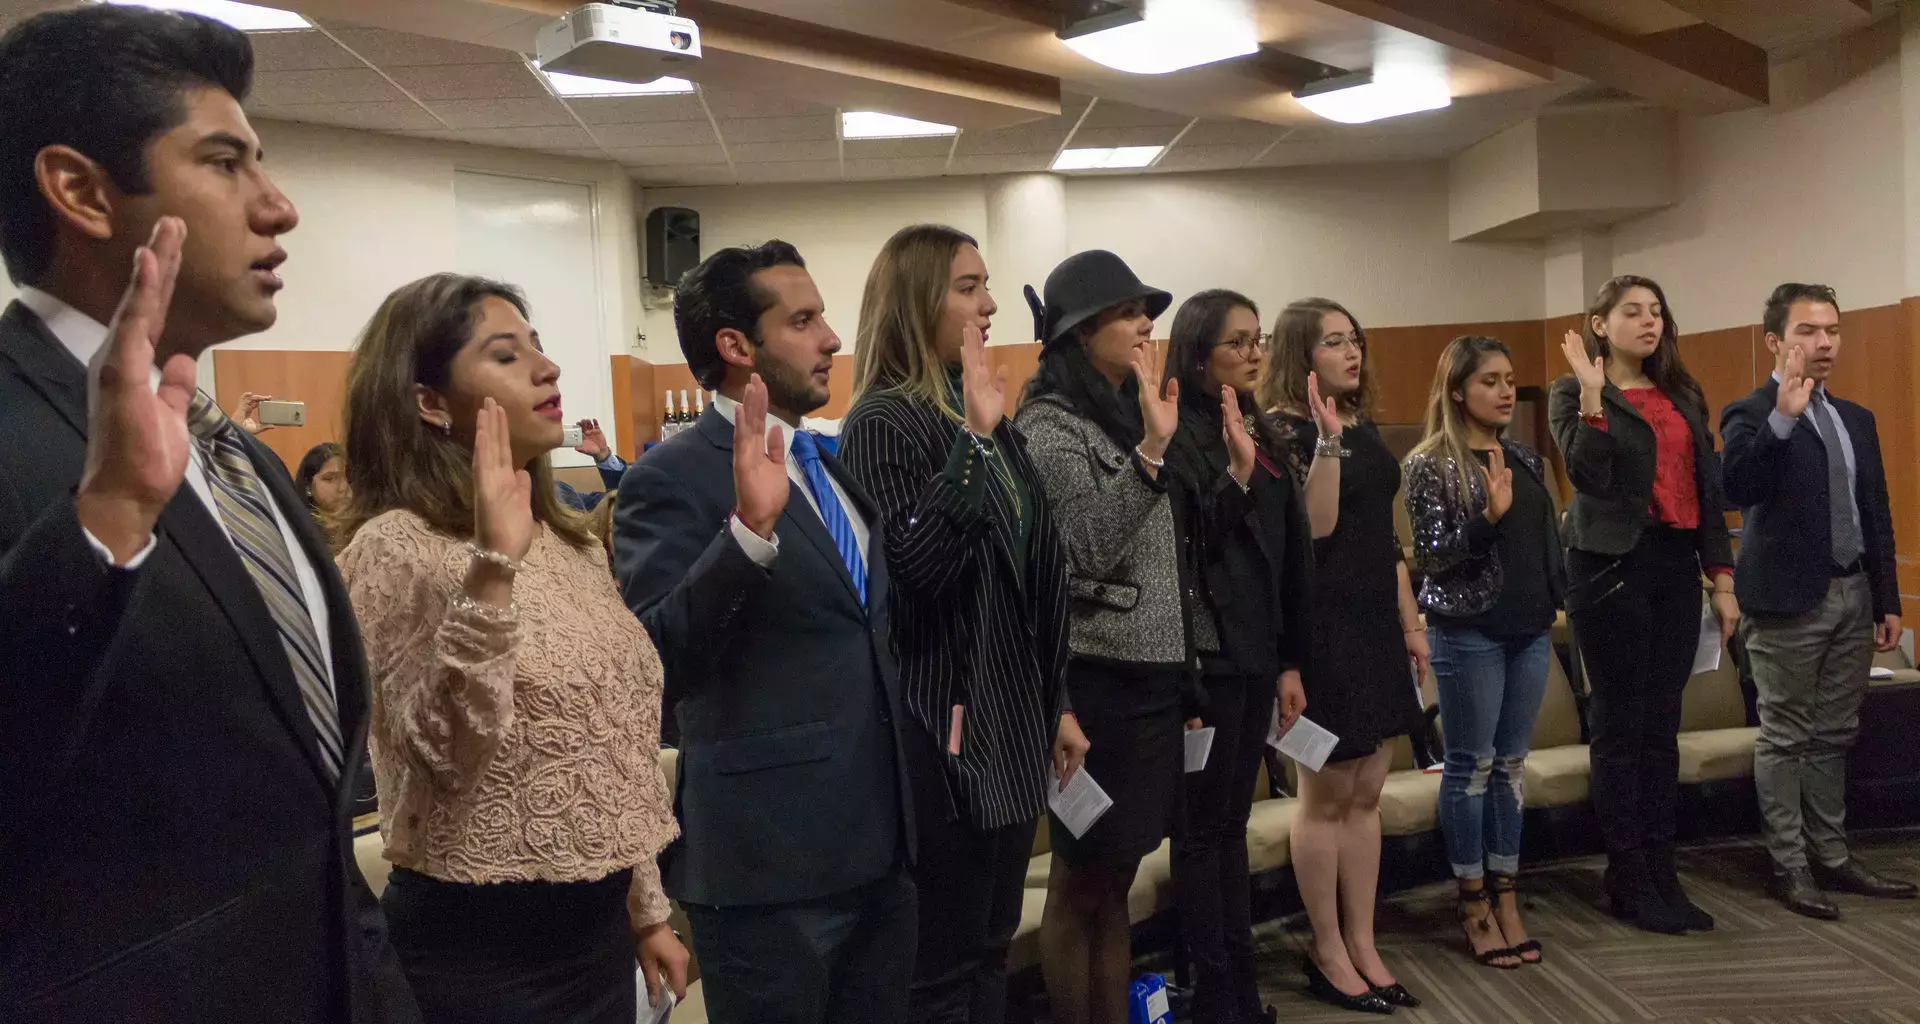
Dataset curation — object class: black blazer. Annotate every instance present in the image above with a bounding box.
[1720,380,1901,620]
[0,304,415,1023]
[1164,410,1313,684]
[614,405,913,908]
[839,389,1070,832]
[1547,375,1734,570]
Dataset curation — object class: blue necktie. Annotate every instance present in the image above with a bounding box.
[789,431,867,606]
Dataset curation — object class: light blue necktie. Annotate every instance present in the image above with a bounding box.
[789,430,867,607]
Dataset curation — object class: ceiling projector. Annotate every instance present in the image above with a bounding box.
[536,1,702,86]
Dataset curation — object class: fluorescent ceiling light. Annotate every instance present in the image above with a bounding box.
[540,68,695,97]
[1052,146,1163,171]
[840,111,957,140]
[1294,70,1451,124]
[1061,0,1257,76]
[103,0,309,30]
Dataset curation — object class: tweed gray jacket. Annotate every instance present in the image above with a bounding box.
[1013,393,1188,665]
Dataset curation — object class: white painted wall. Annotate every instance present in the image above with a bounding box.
[1610,48,1906,331]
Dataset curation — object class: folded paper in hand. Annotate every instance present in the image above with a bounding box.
[1268,707,1338,773]
[1184,727,1216,773]
[635,971,675,1024]
[1049,767,1114,839]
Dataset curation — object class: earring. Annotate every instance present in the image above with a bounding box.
[435,418,451,435]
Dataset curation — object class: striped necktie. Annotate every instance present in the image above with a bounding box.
[788,430,867,607]
[187,393,344,780]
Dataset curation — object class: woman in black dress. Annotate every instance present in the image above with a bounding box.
[1260,297,1426,1015]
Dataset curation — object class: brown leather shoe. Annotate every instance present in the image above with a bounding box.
[1813,859,1919,899]
[1770,866,1840,920]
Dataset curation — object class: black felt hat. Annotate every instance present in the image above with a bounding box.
[1023,250,1172,347]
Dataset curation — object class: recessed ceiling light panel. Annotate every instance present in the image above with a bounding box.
[840,112,958,140]
[1052,146,1164,171]
[1061,0,1258,75]
[1293,70,1452,124]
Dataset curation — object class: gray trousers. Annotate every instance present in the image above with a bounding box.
[1744,573,1874,870]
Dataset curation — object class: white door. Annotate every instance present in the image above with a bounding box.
[453,171,609,468]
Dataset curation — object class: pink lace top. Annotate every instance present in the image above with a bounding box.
[338,510,677,928]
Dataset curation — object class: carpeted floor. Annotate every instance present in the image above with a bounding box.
[1231,828,1920,1024]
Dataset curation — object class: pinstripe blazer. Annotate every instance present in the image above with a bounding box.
[841,387,1070,831]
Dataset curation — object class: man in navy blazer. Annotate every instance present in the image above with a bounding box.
[1721,282,1911,920]
[613,240,915,1024]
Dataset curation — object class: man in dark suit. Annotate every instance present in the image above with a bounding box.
[1721,282,1912,920]
[614,240,915,1024]
[0,9,416,1022]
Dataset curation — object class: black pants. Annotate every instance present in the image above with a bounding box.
[1172,672,1274,1024]
[381,867,634,1024]
[1568,527,1702,875]
[904,723,1034,1024]
[683,863,917,1024]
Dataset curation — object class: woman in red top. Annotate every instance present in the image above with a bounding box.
[1547,275,1740,936]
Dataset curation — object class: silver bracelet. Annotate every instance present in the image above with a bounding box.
[448,590,518,621]
[466,541,520,574]
[1135,446,1165,469]
[1315,434,1348,458]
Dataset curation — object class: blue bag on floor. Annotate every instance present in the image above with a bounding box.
[1129,974,1172,1024]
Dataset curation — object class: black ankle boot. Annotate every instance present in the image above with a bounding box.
[1604,861,1689,935]
[1649,855,1714,931]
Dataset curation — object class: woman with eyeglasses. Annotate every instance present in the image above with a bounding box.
[1161,290,1310,1024]
[1259,298,1424,1016]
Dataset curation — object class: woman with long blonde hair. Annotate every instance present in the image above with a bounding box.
[1258,297,1424,1014]
[1404,336,1563,970]
[335,274,686,1023]
[840,224,1086,1024]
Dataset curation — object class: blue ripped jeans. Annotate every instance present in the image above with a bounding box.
[1428,625,1552,879]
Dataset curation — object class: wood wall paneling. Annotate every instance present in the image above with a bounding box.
[1685,324,1759,425]
[212,348,351,472]
[609,354,638,460]
[1366,319,1543,425]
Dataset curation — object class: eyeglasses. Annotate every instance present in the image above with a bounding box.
[1221,333,1272,356]
[1316,333,1363,352]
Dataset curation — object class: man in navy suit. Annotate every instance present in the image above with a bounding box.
[1721,282,1912,920]
[613,240,915,1024]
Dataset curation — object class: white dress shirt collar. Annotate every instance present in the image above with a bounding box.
[18,286,109,368]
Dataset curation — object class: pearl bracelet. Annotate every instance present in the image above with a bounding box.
[466,542,520,574]
[1135,446,1165,469]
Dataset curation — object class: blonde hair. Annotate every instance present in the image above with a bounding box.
[1407,335,1512,504]
[849,223,979,422]
[1257,297,1375,418]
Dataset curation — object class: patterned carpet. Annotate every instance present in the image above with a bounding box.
[1232,828,1920,1024]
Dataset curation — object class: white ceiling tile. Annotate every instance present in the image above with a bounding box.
[1079,100,1189,131]
[384,63,546,101]
[728,140,839,163]
[249,29,363,72]
[955,122,1070,156]
[1067,125,1182,149]
[606,144,732,166]
[325,26,523,66]
[700,88,833,119]
[842,157,951,181]
[250,69,408,107]
[841,137,953,160]
[630,164,737,186]
[590,120,718,148]
[1151,144,1263,173]
[566,95,708,125]
[426,97,577,129]
[717,115,837,144]
[947,152,1051,175]
[1179,120,1283,149]
[250,103,442,133]
[412,125,600,151]
[733,160,843,184]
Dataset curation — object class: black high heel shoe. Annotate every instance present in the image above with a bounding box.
[1488,872,1544,964]
[1367,981,1422,1009]
[1302,955,1394,1016]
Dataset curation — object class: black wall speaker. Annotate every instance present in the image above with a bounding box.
[645,206,700,287]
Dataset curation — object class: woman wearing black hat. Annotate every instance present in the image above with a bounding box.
[1013,250,1193,1024]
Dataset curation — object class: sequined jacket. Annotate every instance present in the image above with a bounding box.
[1403,439,1565,618]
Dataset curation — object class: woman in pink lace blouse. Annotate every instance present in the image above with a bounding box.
[335,274,686,1023]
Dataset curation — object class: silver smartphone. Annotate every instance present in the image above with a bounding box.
[561,423,584,448]
[257,399,306,427]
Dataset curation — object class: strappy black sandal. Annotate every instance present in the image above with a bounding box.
[1488,872,1543,964]
[1458,886,1520,970]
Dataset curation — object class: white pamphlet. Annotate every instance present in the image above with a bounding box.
[1183,727,1216,773]
[635,971,675,1024]
[1049,767,1114,839]
[1870,666,1896,680]
[1691,599,1722,675]
[1267,707,1339,773]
